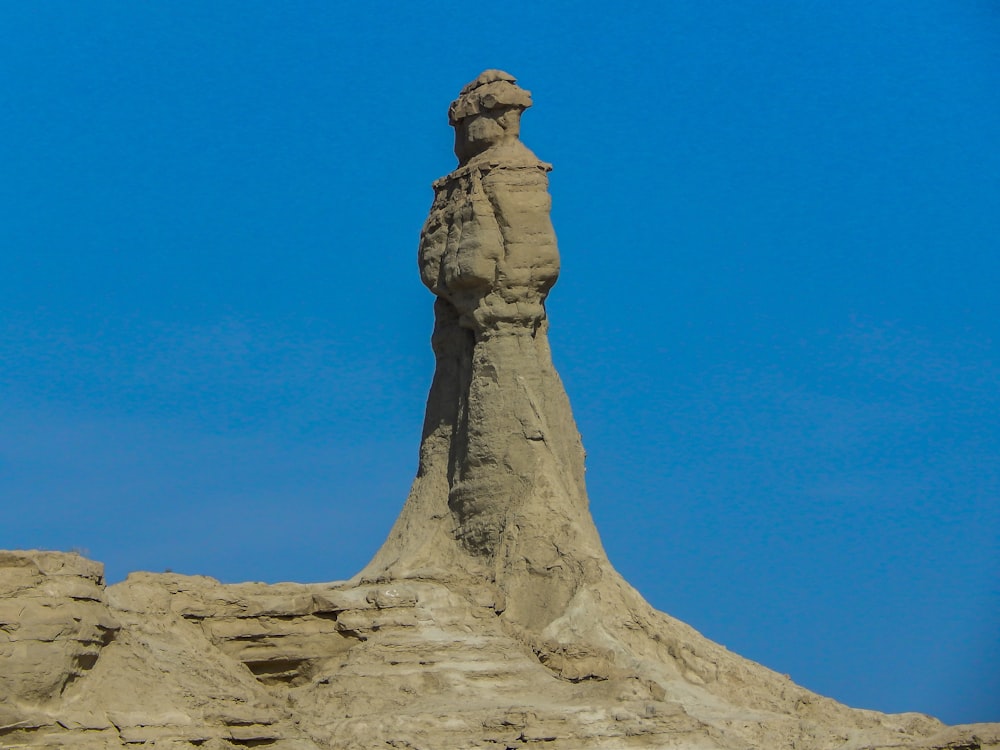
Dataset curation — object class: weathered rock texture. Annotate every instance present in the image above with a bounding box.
[2,71,997,750]
[360,69,604,635]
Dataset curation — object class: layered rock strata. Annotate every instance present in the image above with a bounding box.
[2,71,998,749]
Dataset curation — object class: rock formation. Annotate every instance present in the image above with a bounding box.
[2,71,997,750]
[359,69,607,635]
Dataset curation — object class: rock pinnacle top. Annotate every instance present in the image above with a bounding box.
[449,69,537,165]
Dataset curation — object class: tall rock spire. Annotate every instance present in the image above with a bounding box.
[360,70,609,630]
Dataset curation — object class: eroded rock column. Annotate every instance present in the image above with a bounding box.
[361,71,610,631]
[0,551,119,706]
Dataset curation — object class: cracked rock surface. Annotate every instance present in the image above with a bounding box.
[2,72,997,750]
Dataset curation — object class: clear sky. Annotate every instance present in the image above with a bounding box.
[2,0,998,726]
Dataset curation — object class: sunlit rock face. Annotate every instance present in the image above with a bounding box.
[0,551,119,705]
[364,69,608,632]
[422,69,558,335]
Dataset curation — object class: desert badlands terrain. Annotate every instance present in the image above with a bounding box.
[2,71,996,750]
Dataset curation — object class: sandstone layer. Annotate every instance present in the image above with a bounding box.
[2,71,997,750]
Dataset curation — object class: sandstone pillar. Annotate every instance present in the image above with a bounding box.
[361,71,610,631]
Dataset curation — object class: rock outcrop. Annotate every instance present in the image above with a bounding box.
[2,71,997,750]
[360,69,606,636]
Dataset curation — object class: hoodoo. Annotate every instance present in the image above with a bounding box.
[359,69,611,633]
[1,71,996,750]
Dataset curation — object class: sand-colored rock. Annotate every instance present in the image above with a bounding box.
[2,72,997,749]
[0,551,119,708]
[361,69,603,638]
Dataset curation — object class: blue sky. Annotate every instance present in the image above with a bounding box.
[2,0,998,725]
